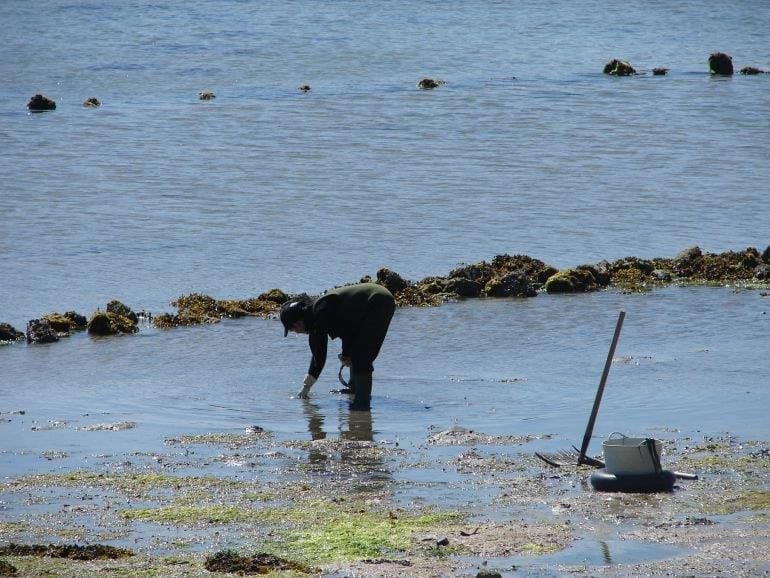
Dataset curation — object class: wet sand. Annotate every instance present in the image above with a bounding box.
[1,415,768,577]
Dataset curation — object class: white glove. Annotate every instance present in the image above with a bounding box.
[295,374,317,399]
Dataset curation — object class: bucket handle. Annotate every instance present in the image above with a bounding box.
[608,432,628,440]
[643,438,663,473]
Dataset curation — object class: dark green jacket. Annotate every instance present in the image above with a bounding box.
[307,282,395,377]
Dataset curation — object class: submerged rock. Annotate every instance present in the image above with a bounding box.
[709,52,733,75]
[297,84,312,92]
[27,94,56,111]
[0,323,25,343]
[417,78,445,89]
[199,91,216,100]
[740,66,765,75]
[652,67,669,76]
[603,59,637,76]
[82,97,101,107]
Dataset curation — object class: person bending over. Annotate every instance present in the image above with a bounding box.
[281,282,395,411]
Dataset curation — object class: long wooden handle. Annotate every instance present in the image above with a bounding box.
[578,310,625,464]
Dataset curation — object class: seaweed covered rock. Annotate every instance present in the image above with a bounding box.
[258,288,289,304]
[82,97,101,107]
[0,323,25,343]
[603,59,637,76]
[86,301,140,335]
[447,262,496,286]
[27,94,56,111]
[709,52,733,75]
[484,270,537,297]
[652,67,669,76]
[42,311,87,333]
[672,246,763,282]
[392,284,447,307]
[26,319,59,343]
[672,246,703,277]
[445,277,484,297]
[171,293,221,325]
[204,549,315,575]
[544,266,601,293]
[604,256,671,290]
[762,246,770,264]
[490,254,557,285]
[376,268,410,294]
[754,264,770,280]
[740,66,765,75]
[152,313,178,329]
[106,300,138,324]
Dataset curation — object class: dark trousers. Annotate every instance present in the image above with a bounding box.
[350,292,395,373]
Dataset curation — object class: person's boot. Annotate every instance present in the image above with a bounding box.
[349,371,372,411]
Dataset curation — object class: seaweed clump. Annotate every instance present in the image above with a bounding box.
[204,549,316,575]
[154,289,287,329]
[0,543,133,561]
[0,560,16,576]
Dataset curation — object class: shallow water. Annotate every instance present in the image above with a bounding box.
[2,286,768,480]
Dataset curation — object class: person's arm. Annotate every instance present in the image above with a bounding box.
[308,331,328,379]
[296,332,327,399]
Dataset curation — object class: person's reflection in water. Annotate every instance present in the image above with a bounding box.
[301,399,328,465]
[300,400,393,490]
[340,407,393,490]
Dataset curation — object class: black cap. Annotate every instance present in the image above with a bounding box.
[280,297,309,336]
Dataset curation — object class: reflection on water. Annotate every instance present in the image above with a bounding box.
[299,399,392,491]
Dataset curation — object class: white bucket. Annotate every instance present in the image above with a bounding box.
[602,432,663,475]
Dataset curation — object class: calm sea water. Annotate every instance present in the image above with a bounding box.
[1,0,769,480]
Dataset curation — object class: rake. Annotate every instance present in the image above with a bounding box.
[536,310,625,468]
